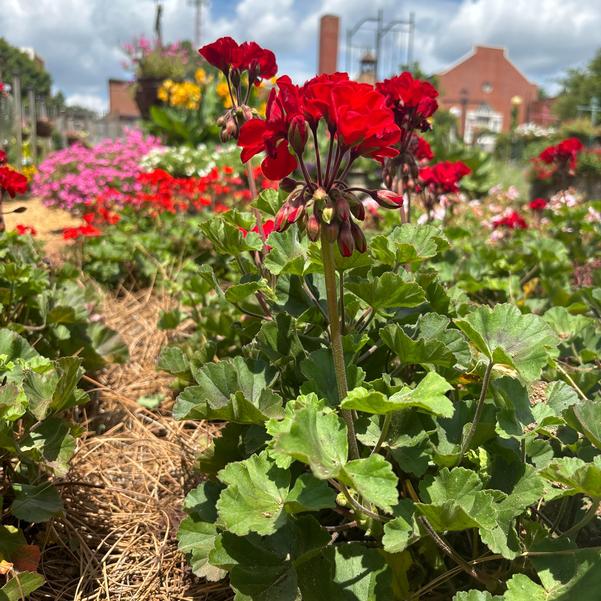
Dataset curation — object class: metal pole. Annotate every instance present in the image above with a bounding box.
[375,9,384,81]
[591,96,599,127]
[13,76,22,168]
[407,12,415,68]
[28,89,37,166]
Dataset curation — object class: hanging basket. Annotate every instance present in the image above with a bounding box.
[134,77,163,120]
[36,118,53,138]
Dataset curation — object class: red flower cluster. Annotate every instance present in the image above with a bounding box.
[63,223,102,240]
[0,165,28,198]
[239,73,400,180]
[0,150,6,164]
[199,37,277,85]
[528,197,548,212]
[534,137,584,180]
[414,136,434,162]
[15,224,37,236]
[419,161,471,194]
[376,72,438,133]
[492,210,528,230]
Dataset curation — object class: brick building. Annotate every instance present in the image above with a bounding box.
[437,45,540,143]
[107,79,141,123]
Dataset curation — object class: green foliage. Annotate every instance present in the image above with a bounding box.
[170,191,601,600]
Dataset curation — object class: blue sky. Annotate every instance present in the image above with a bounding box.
[1,0,599,112]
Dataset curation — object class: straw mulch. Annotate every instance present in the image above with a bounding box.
[31,289,232,601]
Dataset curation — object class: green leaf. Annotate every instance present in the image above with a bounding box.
[0,572,45,600]
[157,346,190,377]
[540,456,601,498]
[370,224,447,266]
[264,227,308,276]
[10,482,63,522]
[300,349,364,408]
[269,403,347,480]
[297,542,393,601]
[212,516,330,601]
[0,329,37,363]
[177,517,226,581]
[342,373,453,418]
[380,323,457,368]
[453,591,502,601]
[18,417,76,477]
[382,499,417,553]
[571,399,601,449]
[285,473,337,513]
[216,453,290,536]
[199,216,263,256]
[455,304,558,382]
[253,189,280,216]
[173,357,283,424]
[340,454,399,513]
[346,272,426,310]
[503,574,547,600]
[225,276,274,304]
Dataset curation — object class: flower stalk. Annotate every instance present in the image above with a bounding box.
[320,230,359,459]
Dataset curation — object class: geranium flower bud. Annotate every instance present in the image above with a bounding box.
[287,202,304,224]
[337,221,354,257]
[288,115,308,156]
[350,221,367,253]
[349,197,365,221]
[323,220,339,243]
[275,202,290,231]
[332,190,350,222]
[220,115,239,142]
[230,68,241,88]
[306,214,320,241]
[280,177,297,193]
[375,189,404,208]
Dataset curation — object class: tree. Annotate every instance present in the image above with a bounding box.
[554,48,601,121]
[0,38,52,97]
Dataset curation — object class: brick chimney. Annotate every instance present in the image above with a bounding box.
[318,15,339,74]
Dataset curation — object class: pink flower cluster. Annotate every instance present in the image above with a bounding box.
[32,130,162,211]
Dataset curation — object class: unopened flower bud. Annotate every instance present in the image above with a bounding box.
[332,190,350,222]
[220,114,239,142]
[373,189,404,208]
[280,177,297,193]
[288,115,308,156]
[306,214,320,241]
[337,221,355,257]
[275,202,290,231]
[350,221,367,253]
[323,220,339,243]
[239,105,254,123]
[312,187,328,203]
[230,68,241,88]
[350,199,365,221]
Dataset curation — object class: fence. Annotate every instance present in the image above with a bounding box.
[0,76,136,168]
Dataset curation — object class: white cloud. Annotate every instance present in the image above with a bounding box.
[66,93,107,114]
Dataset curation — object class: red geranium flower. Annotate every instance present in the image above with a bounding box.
[414,136,433,162]
[0,149,7,165]
[419,161,471,194]
[15,224,36,236]
[199,36,277,84]
[538,137,584,174]
[492,210,528,230]
[376,72,439,133]
[0,166,28,198]
[63,223,102,240]
[528,197,548,211]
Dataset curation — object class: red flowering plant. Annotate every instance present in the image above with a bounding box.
[418,160,471,222]
[375,72,439,222]
[0,150,29,232]
[531,137,584,188]
[168,37,601,601]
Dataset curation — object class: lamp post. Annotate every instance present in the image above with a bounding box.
[510,95,523,161]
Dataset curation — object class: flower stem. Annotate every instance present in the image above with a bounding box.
[561,498,600,540]
[320,231,359,459]
[460,361,494,460]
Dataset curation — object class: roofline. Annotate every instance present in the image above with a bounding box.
[437,45,538,87]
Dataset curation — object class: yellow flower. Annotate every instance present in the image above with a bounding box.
[216,81,233,108]
[257,101,267,117]
[194,68,207,85]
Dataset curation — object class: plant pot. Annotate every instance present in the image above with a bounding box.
[134,77,163,120]
[36,118,53,138]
